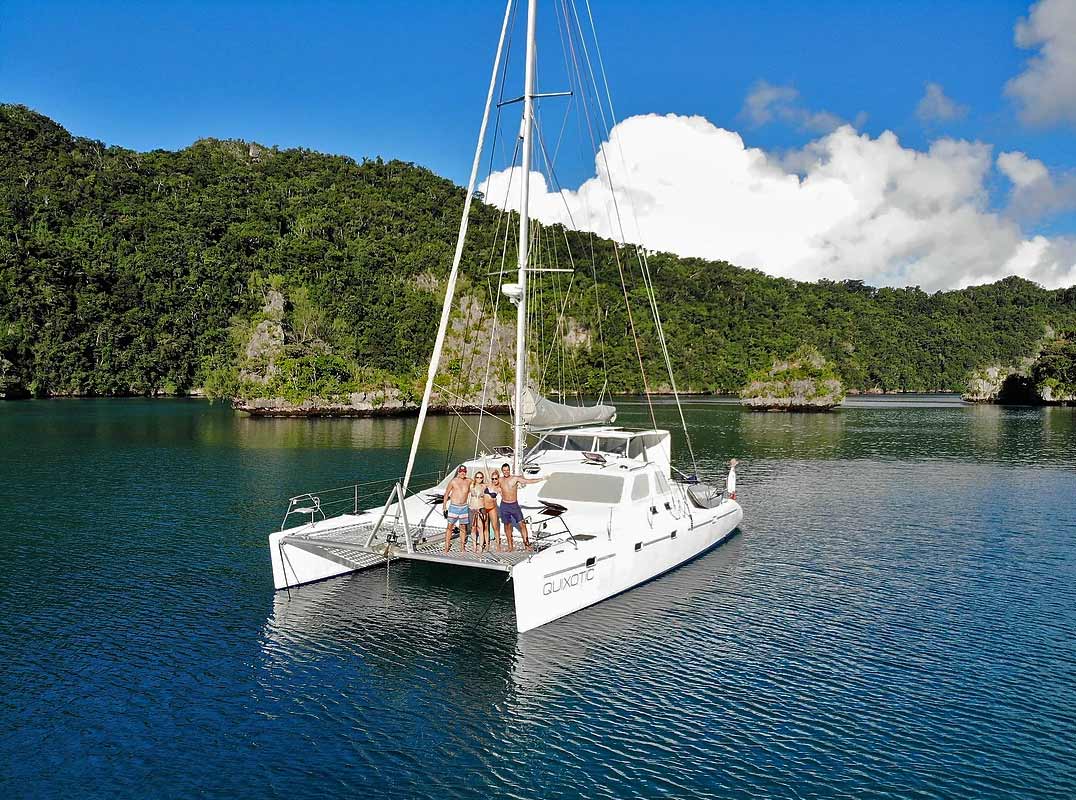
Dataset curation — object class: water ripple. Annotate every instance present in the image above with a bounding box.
[1,399,1074,798]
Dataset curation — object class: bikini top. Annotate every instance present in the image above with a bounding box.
[484,487,499,498]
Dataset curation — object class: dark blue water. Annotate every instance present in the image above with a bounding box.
[1,397,1074,799]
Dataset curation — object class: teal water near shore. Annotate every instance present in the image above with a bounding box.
[1,396,1074,799]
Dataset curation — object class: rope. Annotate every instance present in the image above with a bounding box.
[474,136,521,458]
[554,0,608,390]
[558,0,656,427]
[470,573,514,633]
[579,0,699,473]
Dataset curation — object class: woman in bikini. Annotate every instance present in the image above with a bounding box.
[469,471,488,553]
[484,472,502,551]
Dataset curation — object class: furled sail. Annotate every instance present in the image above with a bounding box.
[519,387,616,430]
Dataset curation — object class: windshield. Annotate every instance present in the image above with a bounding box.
[538,472,625,504]
[565,435,594,451]
[525,434,566,459]
[596,436,627,455]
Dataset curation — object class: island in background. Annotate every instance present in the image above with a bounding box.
[2,104,1075,412]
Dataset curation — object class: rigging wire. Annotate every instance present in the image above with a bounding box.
[557,0,656,428]
[442,7,520,474]
[555,0,608,391]
[474,137,522,458]
[578,0,699,473]
[550,0,609,393]
[436,0,694,472]
[400,0,515,495]
[531,122,580,396]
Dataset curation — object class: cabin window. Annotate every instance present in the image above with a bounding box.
[595,437,627,455]
[565,435,595,452]
[527,434,566,456]
[628,433,663,460]
[631,474,650,501]
[538,472,624,504]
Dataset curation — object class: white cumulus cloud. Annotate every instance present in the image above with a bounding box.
[1006,0,1076,126]
[739,80,855,134]
[479,113,1076,291]
[916,82,969,124]
[998,150,1076,222]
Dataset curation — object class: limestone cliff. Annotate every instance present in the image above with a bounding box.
[963,365,1020,403]
[739,346,845,412]
[963,329,1075,406]
[230,286,581,417]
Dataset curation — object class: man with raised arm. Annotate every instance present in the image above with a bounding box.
[498,462,546,551]
[442,465,472,553]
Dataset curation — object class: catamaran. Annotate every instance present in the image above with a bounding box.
[268,0,743,632]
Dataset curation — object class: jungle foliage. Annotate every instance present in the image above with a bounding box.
[1031,332,1076,399]
[2,104,1076,398]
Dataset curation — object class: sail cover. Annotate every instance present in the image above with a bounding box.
[519,387,616,430]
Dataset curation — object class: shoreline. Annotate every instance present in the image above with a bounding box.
[2,389,966,400]
[0,390,980,419]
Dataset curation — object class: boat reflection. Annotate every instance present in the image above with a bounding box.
[260,532,746,695]
[510,533,745,687]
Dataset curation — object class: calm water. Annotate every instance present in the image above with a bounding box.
[1,397,1074,799]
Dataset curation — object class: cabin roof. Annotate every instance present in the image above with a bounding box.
[539,426,669,439]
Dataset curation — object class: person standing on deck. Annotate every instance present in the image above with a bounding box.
[468,471,488,553]
[443,465,472,553]
[499,463,546,550]
[484,472,503,551]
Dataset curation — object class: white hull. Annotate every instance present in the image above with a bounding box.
[268,496,742,634]
[270,514,386,591]
[268,436,744,634]
[511,499,742,632]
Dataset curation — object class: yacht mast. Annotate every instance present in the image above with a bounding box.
[513,0,538,473]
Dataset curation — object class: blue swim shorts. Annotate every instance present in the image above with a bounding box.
[499,501,524,526]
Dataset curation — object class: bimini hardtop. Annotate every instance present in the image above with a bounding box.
[270,427,741,632]
[265,0,744,633]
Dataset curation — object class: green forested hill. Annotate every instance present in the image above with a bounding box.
[2,103,1074,398]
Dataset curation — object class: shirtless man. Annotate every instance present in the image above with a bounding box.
[498,462,546,550]
[442,465,472,553]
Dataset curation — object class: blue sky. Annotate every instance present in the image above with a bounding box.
[3,0,1075,289]
[0,0,1055,178]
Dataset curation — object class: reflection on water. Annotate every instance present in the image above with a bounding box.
[2,397,1075,799]
[221,412,515,454]
[262,534,747,694]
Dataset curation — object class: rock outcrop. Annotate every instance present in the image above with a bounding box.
[1036,382,1076,404]
[962,365,1017,403]
[233,388,510,418]
[740,346,845,412]
[964,332,1075,406]
[1031,333,1076,406]
[0,356,23,398]
[228,286,580,417]
[239,289,286,389]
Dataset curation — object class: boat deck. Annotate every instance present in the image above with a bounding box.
[282,519,534,573]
